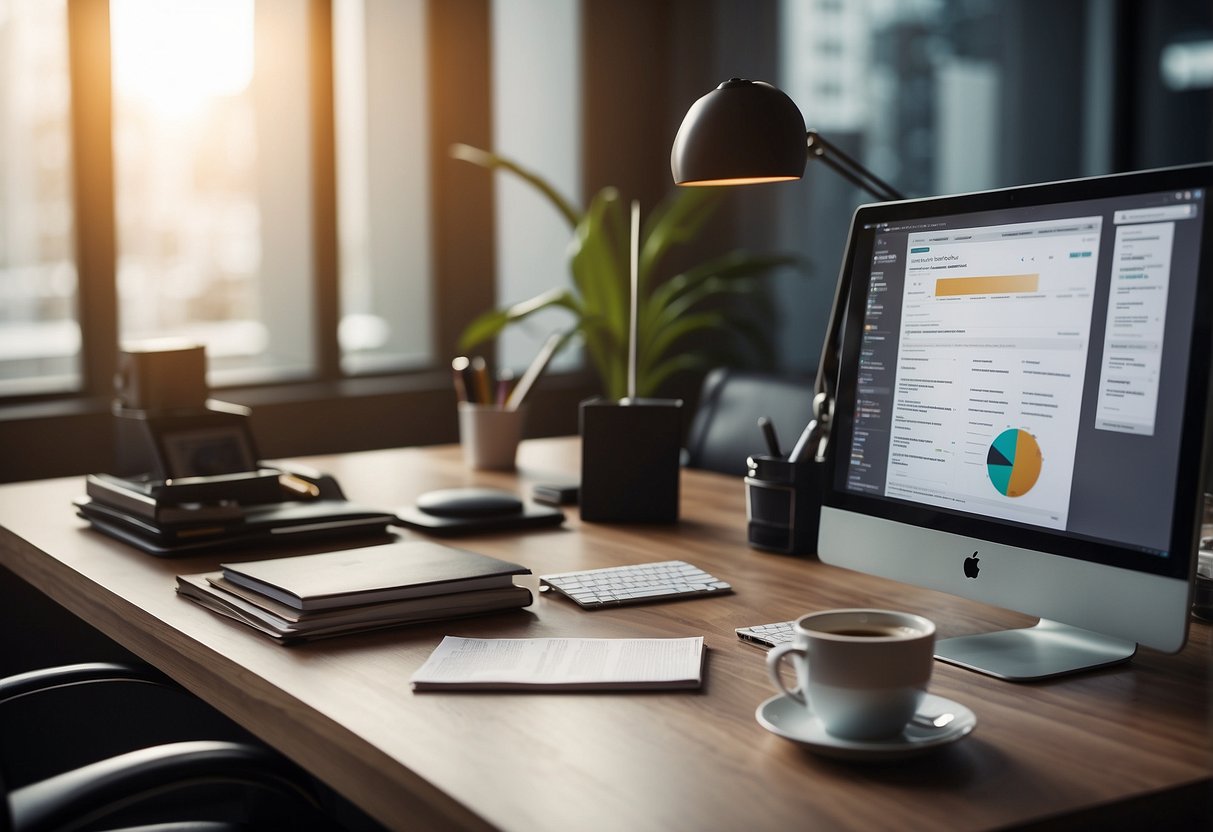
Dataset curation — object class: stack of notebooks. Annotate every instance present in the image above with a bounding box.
[78,470,397,556]
[176,541,533,643]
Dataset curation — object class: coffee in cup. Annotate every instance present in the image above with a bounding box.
[766,609,935,741]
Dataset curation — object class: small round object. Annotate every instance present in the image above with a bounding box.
[415,487,523,519]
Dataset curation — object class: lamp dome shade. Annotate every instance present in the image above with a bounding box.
[671,79,807,186]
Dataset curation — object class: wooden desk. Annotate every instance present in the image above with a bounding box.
[1,438,1209,831]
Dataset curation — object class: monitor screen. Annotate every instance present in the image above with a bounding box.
[818,164,1211,680]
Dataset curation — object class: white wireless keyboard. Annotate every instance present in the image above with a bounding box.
[735,620,796,648]
[540,560,732,608]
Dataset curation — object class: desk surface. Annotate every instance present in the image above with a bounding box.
[1,438,1210,831]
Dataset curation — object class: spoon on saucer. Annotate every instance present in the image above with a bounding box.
[911,712,955,729]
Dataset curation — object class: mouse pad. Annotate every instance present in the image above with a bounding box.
[394,501,564,536]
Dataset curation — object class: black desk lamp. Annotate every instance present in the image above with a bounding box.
[671,78,903,464]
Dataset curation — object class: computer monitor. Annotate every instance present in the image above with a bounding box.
[818,164,1212,680]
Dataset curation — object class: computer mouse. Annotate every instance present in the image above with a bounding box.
[415,487,524,519]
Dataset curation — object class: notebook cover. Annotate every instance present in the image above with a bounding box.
[177,573,533,642]
[221,540,531,611]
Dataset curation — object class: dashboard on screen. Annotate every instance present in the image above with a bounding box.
[825,165,1211,589]
[817,166,1212,677]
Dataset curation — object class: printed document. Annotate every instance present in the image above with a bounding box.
[410,636,705,690]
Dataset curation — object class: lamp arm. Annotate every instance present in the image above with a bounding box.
[794,131,902,464]
[791,258,847,465]
[805,130,904,202]
[808,276,847,463]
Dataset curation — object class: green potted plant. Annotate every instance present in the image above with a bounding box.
[452,144,801,400]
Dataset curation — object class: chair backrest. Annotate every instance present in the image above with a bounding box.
[684,368,815,476]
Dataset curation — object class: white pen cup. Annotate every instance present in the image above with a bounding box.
[766,609,936,741]
[458,403,527,470]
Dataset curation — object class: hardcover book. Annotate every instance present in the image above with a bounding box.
[177,573,533,643]
[220,540,531,611]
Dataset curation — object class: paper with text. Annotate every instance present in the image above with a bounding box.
[410,636,705,690]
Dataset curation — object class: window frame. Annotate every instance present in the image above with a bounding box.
[0,0,594,483]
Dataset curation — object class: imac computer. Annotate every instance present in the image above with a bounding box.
[818,163,1212,680]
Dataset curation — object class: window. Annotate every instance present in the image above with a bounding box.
[1,0,449,403]
[0,0,513,482]
[110,0,313,384]
[333,0,432,375]
[0,0,77,396]
[772,0,1212,377]
[490,0,581,372]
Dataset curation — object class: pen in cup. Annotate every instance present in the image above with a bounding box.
[451,356,475,403]
[470,356,492,405]
[758,416,783,458]
[495,369,515,407]
[506,330,567,410]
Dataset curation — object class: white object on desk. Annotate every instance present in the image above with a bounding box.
[756,692,976,761]
[410,636,705,691]
[540,561,732,608]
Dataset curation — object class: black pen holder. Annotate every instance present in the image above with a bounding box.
[744,455,827,556]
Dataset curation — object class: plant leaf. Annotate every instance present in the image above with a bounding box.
[651,277,764,335]
[639,188,724,288]
[640,352,713,397]
[642,252,802,340]
[639,310,727,377]
[450,144,582,229]
[573,313,626,399]
[570,188,628,347]
[458,287,581,351]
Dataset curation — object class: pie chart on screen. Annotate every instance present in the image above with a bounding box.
[986,428,1042,497]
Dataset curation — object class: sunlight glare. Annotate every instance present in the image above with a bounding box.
[111,0,254,116]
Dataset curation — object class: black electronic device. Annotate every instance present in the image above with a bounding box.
[396,489,563,536]
[86,343,396,555]
[77,460,385,556]
[111,341,261,480]
[819,163,1212,679]
[532,483,579,506]
[114,402,260,480]
[75,496,397,557]
[114,341,208,412]
[415,487,524,518]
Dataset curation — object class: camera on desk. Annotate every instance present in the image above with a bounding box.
[113,341,259,480]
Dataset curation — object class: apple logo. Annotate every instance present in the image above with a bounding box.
[963,552,981,578]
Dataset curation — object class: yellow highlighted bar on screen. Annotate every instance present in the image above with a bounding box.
[935,274,1039,297]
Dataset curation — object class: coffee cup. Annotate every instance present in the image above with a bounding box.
[766,609,936,740]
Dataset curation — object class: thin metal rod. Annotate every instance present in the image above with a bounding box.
[790,131,904,463]
[805,130,904,202]
[628,199,640,401]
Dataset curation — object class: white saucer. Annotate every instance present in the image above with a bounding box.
[755,692,976,761]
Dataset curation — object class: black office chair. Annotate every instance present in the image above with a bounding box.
[0,662,328,832]
[684,367,815,476]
